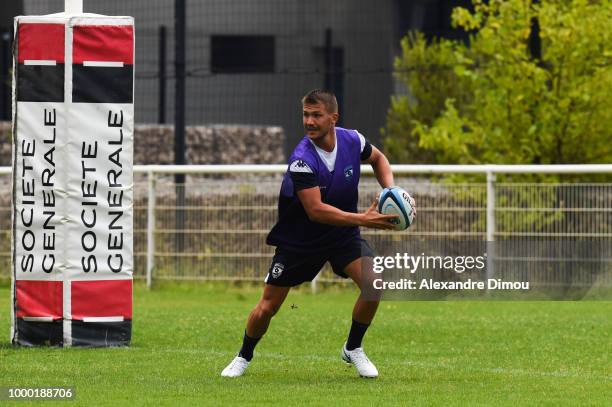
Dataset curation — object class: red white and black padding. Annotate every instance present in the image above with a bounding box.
[16,23,65,102]
[12,14,134,347]
[73,25,133,103]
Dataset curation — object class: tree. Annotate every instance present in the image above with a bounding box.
[383,1,612,299]
[383,0,612,166]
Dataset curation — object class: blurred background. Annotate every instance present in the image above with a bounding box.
[1,0,470,152]
[1,0,611,295]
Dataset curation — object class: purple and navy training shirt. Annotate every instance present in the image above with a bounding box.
[266,127,373,253]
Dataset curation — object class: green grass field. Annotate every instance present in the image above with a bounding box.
[1,282,611,406]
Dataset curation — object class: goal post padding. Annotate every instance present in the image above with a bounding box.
[11,13,134,347]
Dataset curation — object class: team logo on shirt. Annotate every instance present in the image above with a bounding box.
[344,165,353,180]
[271,263,284,278]
[289,160,313,173]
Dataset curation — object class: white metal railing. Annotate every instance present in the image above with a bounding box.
[3,163,612,176]
[134,164,612,289]
[132,164,612,174]
[0,164,612,286]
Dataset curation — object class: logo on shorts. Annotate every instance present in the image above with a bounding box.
[344,165,353,180]
[272,263,284,279]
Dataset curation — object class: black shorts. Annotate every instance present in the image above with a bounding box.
[264,238,376,287]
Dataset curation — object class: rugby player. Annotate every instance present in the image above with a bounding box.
[222,89,411,378]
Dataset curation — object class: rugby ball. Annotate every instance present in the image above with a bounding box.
[377,187,415,230]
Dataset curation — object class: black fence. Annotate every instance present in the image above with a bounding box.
[0,28,10,122]
[5,0,467,150]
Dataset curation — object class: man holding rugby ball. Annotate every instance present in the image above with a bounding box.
[222,89,413,378]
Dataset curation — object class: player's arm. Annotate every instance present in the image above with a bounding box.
[297,187,397,229]
[361,139,417,218]
[362,145,394,189]
[289,157,396,229]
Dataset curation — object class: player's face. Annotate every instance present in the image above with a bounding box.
[303,102,338,140]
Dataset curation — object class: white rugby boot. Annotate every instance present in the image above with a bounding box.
[221,355,250,377]
[341,343,379,378]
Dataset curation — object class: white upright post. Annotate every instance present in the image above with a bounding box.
[486,171,496,284]
[311,274,318,294]
[65,0,83,14]
[146,171,156,289]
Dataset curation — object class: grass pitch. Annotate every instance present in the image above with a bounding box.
[0,282,611,406]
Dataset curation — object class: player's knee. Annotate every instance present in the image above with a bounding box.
[258,301,281,318]
[366,290,382,302]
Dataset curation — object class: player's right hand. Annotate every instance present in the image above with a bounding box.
[360,199,399,230]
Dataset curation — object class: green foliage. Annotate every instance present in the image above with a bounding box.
[383,0,612,166]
